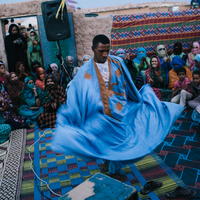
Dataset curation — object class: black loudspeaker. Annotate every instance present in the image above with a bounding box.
[41,0,71,41]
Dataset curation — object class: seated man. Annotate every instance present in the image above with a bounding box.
[51,35,183,178]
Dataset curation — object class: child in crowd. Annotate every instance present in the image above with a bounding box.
[188,70,200,109]
[171,67,193,107]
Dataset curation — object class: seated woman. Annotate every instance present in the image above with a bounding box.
[49,63,60,83]
[31,60,41,80]
[0,82,29,130]
[82,55,91,65]
[146,55,173,101]
[17,76,44,124]
[0,111,11,144]
[37,75,66,128]
[15,61,33,82]
[187,42,200,72]
[133,47,150,81]
[115,48,144,90]
[194,54,200,71]
[35,67,46,90]
[6,72,24,111]
[156,45,172,85]
[168,57,193,90]
[0,61,8,88]
[170,42,186,60]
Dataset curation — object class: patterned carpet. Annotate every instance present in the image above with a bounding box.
[20,125,186,200]
[0,128,26,200]
[155,108,200,199]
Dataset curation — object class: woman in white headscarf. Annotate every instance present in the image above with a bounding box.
[82,55,91,65]
[187,42,200,72]
[156,45,172,85]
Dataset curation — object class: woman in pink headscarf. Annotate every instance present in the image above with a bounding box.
[188,42,200,72]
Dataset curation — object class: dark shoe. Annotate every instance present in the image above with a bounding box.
[40,124,47,129]
[166,186,196,199]
[101,164,109,173]
[107,173,122,181]
[140,180,163,195]
[18,122,30,129]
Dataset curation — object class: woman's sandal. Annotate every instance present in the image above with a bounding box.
[166,186,196,199]
[140,180,163,195]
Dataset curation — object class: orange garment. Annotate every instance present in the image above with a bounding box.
[168,67,193,89]
[35,79,45,90]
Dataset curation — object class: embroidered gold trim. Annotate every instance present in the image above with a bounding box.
[84,72,92,80]
[115,102,123,112]
[115,68,122,78]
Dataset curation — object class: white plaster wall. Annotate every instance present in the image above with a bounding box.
[73,13,113,66]
[0,0,112,67]
[0,20,8,70]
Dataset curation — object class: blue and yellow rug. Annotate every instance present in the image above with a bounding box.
[20,125,186,200]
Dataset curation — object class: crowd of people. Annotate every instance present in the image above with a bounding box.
[116,42,200,116]
[0,27,200,150]
[0,22,93,143]
[0,32,198,197]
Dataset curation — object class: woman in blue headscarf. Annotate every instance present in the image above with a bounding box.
[115,48,144,90]
[17,76,43,123]
[194,54,200,71]
[133,47,150,81]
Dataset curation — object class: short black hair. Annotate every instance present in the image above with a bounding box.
[176,67,186,75]
[193,69,200,76]
[92,34,110,48]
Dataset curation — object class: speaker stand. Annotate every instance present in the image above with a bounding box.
[56,40,72,87]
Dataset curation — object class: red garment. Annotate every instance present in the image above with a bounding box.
[35,79,45,90]
[0,77,4,84]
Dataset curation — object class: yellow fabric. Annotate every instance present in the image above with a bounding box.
[168,67,193,89]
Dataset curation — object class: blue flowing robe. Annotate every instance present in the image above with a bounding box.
[51,56,183,161]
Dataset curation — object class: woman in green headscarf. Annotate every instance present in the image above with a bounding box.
[27,30,43,69]
[17,76,44,124]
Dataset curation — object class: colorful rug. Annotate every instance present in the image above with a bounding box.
[111,9,200,58]
[20,125,186,200]
[0,128,27,200]
[155,108,200,199]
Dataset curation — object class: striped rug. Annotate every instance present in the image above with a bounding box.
[20,125,186,200]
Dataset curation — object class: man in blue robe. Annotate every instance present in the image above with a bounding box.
[51,35,183,178]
